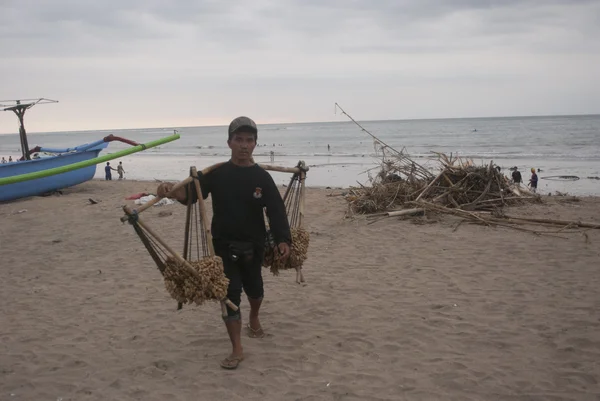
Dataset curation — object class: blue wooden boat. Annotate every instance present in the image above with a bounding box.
[0,98,142,202]
[0,139,109,202]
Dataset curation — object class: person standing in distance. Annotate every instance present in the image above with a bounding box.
[117,161,126,180]
[105,162,117,180]
[157,116,291,370]
[529,168,538,193]
[512,167,522,185]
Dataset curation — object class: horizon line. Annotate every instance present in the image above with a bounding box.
[0,111,598,136]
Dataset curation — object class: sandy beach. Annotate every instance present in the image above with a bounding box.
[1,178,600,401]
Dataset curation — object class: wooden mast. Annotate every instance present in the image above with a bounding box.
[1,98,58,161]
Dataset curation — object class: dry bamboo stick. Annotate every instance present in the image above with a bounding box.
[415,171,444,202]
[296,171,306,284]
[386,208,425,217]
[298,172,306,228]
[502,215,600,229]
[258,163,302,174]
[191,167,215,255]
[462,172,493,209]
[448,193,460,208]
[481,215,582,229]
[476,196,537,204]
[469,219,570,239]
[442,173,454,187]
[432,190,450,203]
[415,201,491,226]
[120,176,194,222]
[120,162,226,222]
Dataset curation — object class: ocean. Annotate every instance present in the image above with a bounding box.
[1,115,599,195]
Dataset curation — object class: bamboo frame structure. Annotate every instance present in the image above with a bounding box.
[295,171,307,284]
[122,161,303,222]
[120,176,194,222]
[123,160,310,315]
[189,167,227,316]
[257,163,303,174]
[122,197,237,316]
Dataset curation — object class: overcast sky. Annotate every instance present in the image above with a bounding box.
[1,0,599,133]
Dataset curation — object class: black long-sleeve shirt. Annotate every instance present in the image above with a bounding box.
[192,161,291,247]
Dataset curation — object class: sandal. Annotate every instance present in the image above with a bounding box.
[246,323,265,339]
[220,355,244,370]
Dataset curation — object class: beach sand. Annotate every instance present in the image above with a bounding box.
[1,179,599,401]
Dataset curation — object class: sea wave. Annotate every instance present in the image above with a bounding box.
[131,149,600,161]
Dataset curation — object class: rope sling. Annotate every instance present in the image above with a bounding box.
[263,161,309,283]
[122,161,309,314]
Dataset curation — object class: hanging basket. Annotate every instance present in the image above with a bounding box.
[122,164,235,316]
[262,161,310,283]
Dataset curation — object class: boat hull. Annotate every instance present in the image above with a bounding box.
[0,143,108,202]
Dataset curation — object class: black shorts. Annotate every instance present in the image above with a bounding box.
[213,239,265,318]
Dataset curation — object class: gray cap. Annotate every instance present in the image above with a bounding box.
[228,116,257,135]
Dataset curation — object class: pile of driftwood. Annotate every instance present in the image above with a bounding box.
[346,152,537,216]
[335,103,599,238]
[348,156,600,239]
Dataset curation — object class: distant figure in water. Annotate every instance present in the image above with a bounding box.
[512,167,522,184]
[8,156,13,162]
[1,157,6,164]
[270,150,275,163]
[529,168,538,193]
[327,144,330,152]
[105,162,117,180]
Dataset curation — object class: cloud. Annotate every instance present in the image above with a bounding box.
[1,0,599,133]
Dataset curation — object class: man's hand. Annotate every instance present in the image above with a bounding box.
[277,242,291,260]
[157,182,187,203]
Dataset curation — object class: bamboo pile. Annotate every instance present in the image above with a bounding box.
[346,153,539,216]
[335,103,597,239]
[412,201,599,239]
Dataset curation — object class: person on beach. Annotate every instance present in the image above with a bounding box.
[529,168,538,193]
[8,156,13,162]
[512,167,522,184]
[1,157,6,164]
[104,162,117,180]
[156,116,291,370]
[117,162,126,180]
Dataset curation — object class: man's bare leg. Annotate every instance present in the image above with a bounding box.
[247,297,264,337]
[222,319,243,369]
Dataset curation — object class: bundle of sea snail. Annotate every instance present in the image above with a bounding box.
[163,256,229,306]
[261,163,310,280]
[263,227,310,275]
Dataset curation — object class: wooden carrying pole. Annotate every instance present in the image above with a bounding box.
[190,167,216,255]
[120,162,226,222]
[120,176,194,222]
[295,171,306,284]
[258,163,302,174]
